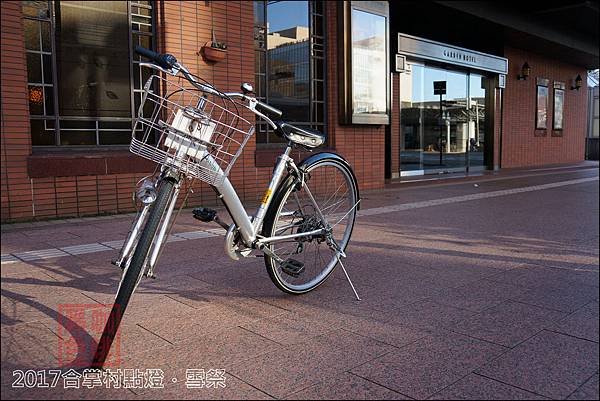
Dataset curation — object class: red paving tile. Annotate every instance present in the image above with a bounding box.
[1,166,598,399]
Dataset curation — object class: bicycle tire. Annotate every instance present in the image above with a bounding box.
[91,178,176,368]
[262,156,358,295]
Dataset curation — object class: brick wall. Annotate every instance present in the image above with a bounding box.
[501,46,587,168]
[2,2,588,222]
[323,1,386,190]
[0,1,387,222]
[1,1,31,221]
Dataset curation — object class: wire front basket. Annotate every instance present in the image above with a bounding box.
[130,74,254,186]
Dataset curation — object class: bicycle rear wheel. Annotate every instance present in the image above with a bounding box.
[91,177,176,368]
[262,156,358,294]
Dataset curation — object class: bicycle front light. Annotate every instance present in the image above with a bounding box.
[136,179,157,204]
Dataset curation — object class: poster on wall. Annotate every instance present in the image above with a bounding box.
[536,78,549,130]
[553,82,565,130]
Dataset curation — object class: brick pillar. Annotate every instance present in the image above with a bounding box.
[1,1,33,221]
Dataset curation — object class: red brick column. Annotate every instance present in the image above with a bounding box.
[1,1,32,221]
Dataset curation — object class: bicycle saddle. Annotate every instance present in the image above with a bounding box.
[274,121,326,148]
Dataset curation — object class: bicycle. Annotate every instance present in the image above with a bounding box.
[91,47,360,368]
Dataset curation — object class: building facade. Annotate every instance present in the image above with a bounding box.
[1,1,598,222]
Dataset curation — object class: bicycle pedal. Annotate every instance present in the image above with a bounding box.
[192,207,217,223]
[280,258,305,277]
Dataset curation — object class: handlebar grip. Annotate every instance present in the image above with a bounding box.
[255,100,282,118]
[135,46,177,70]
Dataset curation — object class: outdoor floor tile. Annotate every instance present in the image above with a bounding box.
[137,298,286,344]
[515,284,599,313]
[350,330,507,399]
[240,312,334,346]
[229,329,395,399]
[285,372,411,400]
[341,316,430,348]
[446,300,568,348]
[431,278,527,312]
[548,301,599,343]
[387,300,478,331]
[428,373,549,400]
[131,371,274,400]
[1,322,60,384]
[476,330,600,399]
[488,263,600,290]
[567,373,600,400]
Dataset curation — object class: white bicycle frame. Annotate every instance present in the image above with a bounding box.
[115,61,330,274]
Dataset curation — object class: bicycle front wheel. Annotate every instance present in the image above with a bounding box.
[262,156,359,294]
[91,177,176,368]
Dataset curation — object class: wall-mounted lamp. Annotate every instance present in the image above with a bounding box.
[571,74,582,90]
[517,62,531,80]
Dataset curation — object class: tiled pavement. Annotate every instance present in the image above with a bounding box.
[1,163,599,400]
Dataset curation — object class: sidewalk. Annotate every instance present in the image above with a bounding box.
[1,163,599,400]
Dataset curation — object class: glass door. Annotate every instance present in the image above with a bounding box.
[468,73,487,170]
[399,63,488,177]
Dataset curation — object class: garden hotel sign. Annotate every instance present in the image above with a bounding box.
[397,33,508,75]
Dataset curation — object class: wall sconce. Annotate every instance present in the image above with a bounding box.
[517,62,531,80]
[571,74,582,90]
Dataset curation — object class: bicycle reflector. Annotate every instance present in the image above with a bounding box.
[136,179,158,204]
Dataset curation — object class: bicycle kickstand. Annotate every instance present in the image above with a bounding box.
[336,252,361,301]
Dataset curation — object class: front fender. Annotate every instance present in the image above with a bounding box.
[298,152,360,210]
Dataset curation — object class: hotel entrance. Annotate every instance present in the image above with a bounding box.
[394,34,508,178]
[399,63,488,175]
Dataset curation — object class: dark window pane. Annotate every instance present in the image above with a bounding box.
[255,130,267,144]
[134,33,152,50]
[60,130,96,145]
[313,17,323,37]
[100,131,130,145]
[55,1,131,118]
[133,63,140,89]
[30,119,55,145]
[315,80,324,101]
[41,21,51,51]
[44,86,54,115]
[26,53,42,83]
[99,121,130,129]
[42,54,52,84]
[254,1,265,25]
[22,1,49,18]
[255,50,265,73]
[60,120,96,129]
[24,19,40,50]
[28,85,44,114]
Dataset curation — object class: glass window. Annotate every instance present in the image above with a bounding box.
[23,1,154,146]
[536,78,549,130]
[553,82,565,131]
[253,1,325,145]
[351,9,387,118]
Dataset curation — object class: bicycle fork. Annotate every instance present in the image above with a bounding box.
[113,173,181,281]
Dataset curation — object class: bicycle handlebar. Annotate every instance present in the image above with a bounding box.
[255,100,282,118]
[135,46,282,122]
[135,46,177,70]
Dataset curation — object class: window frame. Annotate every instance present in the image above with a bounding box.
[535,77,549,131]
[24,0,156,148]
[338,0,390,125]
[253,0,326,146]
[552,81,565,132]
